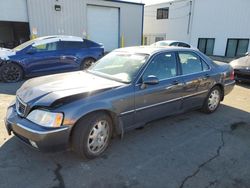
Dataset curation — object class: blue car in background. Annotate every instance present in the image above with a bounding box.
[0,35,104,82]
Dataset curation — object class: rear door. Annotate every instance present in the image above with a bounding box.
[57,41,86,71]
[177,51,212,110]
[134,52,184,125]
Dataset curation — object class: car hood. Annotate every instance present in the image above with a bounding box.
[230,56,250,69]
[0,48,16,60]
[17,71,125,106]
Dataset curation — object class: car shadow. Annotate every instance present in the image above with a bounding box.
[0,104,250,187]
[0,81,25,95]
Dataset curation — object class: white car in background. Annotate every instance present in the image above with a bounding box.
[151,40,196,49]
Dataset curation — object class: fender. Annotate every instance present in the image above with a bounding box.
[61,100,124,136]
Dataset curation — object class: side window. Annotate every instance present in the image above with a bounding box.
[33,42,58,52]
[169,42,179,46]
[61,41,85,50]
[202,59,210,71]
[143,52,177,80]
[178,52,203,75]
[178,43,190,48]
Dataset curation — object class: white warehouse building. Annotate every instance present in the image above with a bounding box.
[144,0,250,57]
[0,0,144,52]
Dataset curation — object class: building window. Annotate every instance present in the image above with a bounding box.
[155,37,165,42]
[157,8,169,19]
[198,38,215,56]
[225,39,249,57]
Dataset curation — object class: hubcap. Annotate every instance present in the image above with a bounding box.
[208,89,220,111]
[2,65,21,82]
[87,120,110,154]
[84,60,94,69]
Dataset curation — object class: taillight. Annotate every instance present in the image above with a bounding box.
[230,71,234,80]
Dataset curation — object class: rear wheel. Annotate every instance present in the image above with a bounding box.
[80,58,96,70]
[71,112,113,159]
[0,63,23,82]
[201,86,222,113]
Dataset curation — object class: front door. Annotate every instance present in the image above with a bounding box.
[25,41,63,76]
[134,52,184,125]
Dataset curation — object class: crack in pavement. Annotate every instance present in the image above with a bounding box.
[179,131,225,188]
[52,163,65,188]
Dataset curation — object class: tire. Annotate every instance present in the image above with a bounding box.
[71,112,113,159]
[0,63,23,83]
[80,58,96,70]
[201,86,222,114]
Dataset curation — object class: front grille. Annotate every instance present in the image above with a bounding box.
[16,97,27,117]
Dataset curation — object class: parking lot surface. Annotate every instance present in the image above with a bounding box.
[0,80,250,188]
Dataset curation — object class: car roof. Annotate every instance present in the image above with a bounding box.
[31,35,84,46]
[158,40,188,44]
[34,35,83,42]
[114,46,197,55]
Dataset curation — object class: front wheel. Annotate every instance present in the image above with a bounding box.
[0,63,23,82]
[201,86,222,113]
[71,112,113,159]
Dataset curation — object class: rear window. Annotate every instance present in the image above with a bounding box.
[60,41,86,50]
[178,43,191,48]
[84,40,101,48]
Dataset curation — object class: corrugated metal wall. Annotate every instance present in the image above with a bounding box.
[27,0,143,47]
[27,0,86,37]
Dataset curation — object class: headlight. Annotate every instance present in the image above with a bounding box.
[27,109,63,128]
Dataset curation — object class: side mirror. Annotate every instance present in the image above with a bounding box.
[246,52,249,56]
[142,75,159,85]
[26,47,36,54]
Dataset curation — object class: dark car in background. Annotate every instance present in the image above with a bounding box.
[230,52,250,82]
[0,35,104,82]
[5,46,235,159]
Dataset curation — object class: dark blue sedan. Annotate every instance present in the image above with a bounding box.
[0,35,104,82]
[5,46,235,159]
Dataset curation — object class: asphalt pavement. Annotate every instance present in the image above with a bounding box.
[0,80,249,188]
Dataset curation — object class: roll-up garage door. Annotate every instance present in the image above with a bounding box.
[87,5,119,52]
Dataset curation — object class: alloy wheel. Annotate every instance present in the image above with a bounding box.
[87,120,110,154]
[1,64,22,82]
[208,89,220,111]
[83,59,94,69]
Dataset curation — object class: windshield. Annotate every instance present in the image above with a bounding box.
[13,39,36,51]
[88,52,149,83]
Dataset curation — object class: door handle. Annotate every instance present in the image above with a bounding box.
[204,74,210,79]
[60,56,66,60]
[172,80,179,85]
[166,81,183,90]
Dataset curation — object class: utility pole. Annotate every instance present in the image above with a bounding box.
[187,0,192,34]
